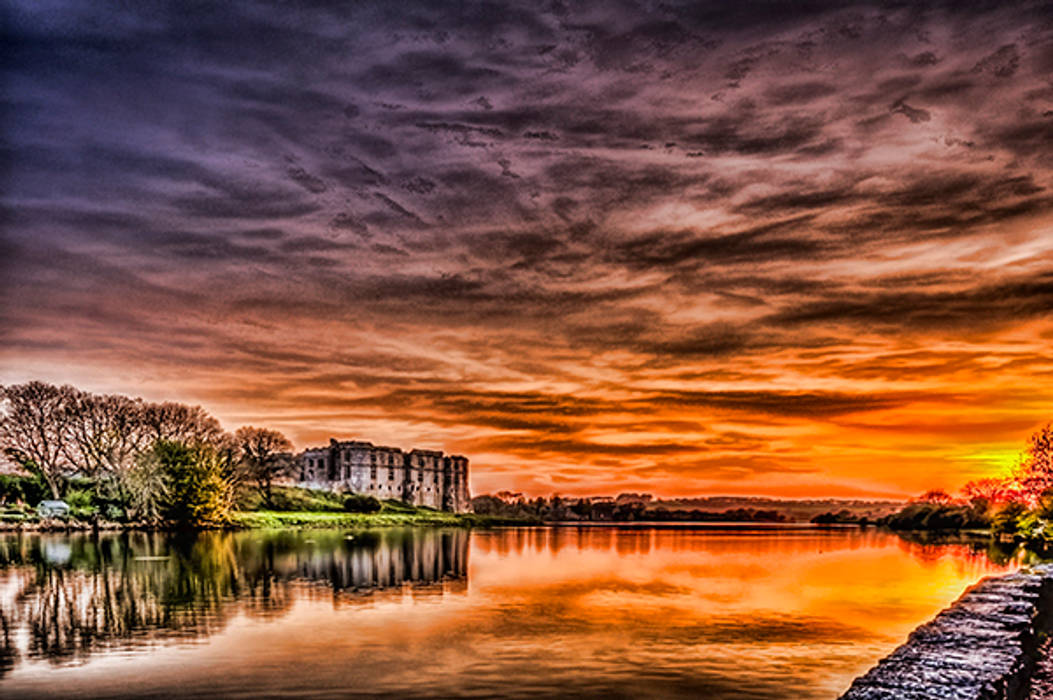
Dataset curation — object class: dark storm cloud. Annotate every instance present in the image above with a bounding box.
[890,98,931,123]
[465,435,700,459]
[640,390,922,418]
[768,270,1053,331]
[604,217,827,271]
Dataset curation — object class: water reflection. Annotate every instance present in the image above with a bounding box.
[0,526,1031,699]
[0,529,467,673]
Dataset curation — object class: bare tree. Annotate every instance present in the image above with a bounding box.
[65,391,151,502]
[235,426,293,506]
[142,402,224,446]
[126,446,170,523]
[0,382,78,498]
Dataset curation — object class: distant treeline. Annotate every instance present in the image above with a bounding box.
[470,493,787,522]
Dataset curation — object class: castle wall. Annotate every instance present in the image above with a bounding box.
[295,439,471,513]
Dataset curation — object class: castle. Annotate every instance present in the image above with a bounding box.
[297,439,470,512]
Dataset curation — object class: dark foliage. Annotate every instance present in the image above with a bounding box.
[644,507,787,523]
[811,509,868,525]
[343,494,383,513]
[0,474,50,505]
[470,493,788,522]
[882,502,990,531]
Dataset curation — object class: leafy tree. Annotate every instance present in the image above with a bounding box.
[0,474,49,505]
[991,501,1028,536]
[235,426,293,507]
[139,440,237,527]
[1016,490,1053,544]
[468,494,506,516]
[570,498,594,519]
[0,382,78,498]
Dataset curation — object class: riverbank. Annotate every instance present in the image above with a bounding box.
[230,509,534,529]
[0,484,540,531]
[0,497,538,532]
[840,563,1053,699]
[0,511,534,532]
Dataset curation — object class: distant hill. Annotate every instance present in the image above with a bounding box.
[653,497,905,522]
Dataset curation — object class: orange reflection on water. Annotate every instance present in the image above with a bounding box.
[0,527,1021,700]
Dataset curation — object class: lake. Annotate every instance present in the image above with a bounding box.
[0,526,1023,699]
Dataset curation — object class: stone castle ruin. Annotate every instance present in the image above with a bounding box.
[298,439,470,512]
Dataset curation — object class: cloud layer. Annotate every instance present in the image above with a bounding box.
[3,0,1052,497]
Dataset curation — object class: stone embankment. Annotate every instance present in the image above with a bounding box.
[840,564,1053,700]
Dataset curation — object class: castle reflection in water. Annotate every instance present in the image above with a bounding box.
[0,528,468,675]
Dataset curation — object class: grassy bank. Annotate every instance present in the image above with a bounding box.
[230,509,526,529]
[0,485,538,531]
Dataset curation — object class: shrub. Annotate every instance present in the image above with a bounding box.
[344,494,382,513]
[65,487,97,520]
[64,487,92,509]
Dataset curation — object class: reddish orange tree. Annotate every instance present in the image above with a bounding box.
[915,489,955,505]
[961,477,1019,506]
[1015,425,1053,506]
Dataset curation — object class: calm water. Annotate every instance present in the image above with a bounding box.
[0,526,1022,699]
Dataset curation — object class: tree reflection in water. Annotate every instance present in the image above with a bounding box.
[0,528,468,674]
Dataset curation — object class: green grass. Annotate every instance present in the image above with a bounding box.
[230,508,473,529]
[2,485,539,530]
[231,486,531,529]
[236,485,346,512]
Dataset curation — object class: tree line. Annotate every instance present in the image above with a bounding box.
[883,424,1053,540]
[0,381,295,525]
[470,492,787,523]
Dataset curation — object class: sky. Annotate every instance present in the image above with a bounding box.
[2,0,1052,499]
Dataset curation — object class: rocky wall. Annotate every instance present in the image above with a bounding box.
[840,563,1053,700]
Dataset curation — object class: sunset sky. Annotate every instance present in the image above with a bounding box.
[2,0,1051,498]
